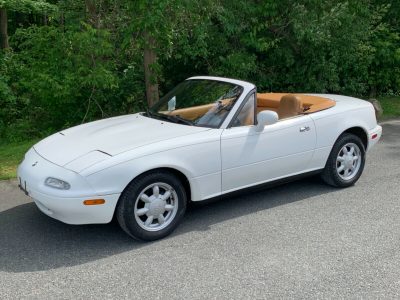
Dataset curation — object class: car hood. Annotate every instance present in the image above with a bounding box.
[34,113,209,167]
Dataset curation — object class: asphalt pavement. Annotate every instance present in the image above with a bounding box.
[0,120,399,299]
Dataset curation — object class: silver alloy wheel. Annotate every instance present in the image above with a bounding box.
[336,142,362,180]
[134,182,179,232]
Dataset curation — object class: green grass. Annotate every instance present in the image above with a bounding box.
[0,139,39,180]
[378,96,400,119]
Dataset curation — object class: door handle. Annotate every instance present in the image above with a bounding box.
[299,126,310,132]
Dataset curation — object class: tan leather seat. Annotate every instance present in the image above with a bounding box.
[257,93,336,114]
[277,94,303,119]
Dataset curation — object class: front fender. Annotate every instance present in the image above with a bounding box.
[84,139,222,201]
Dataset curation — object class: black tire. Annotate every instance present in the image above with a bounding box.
[321,133,366,188]
[116,171,187,241]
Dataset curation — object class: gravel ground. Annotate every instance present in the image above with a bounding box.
[0,120,399,299]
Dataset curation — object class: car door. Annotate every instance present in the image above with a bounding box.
[220,96,316,193]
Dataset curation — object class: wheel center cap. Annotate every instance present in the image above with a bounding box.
[344,154,353,168]
[148,197,165,216]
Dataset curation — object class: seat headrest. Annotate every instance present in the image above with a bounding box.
[278,94,303,119]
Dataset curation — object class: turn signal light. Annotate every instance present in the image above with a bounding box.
[83,199,105,205]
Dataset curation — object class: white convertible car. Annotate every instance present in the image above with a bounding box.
[18,76,382,240]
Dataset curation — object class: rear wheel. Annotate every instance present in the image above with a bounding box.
[321,133,366,187]
[116,171,187,241]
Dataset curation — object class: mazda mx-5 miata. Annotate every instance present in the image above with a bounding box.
[18,76,382,240]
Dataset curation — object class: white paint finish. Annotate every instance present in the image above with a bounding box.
[80,128,221,177]
[17,148,120,224]
[84,129,223,200]
[34,113,208,166]
[221,156,319,195]
[254,110,279,131]
[303,95,376,152]
[187,76,255,91]
[64,150,111,173]
[189,172,222,201]
[31,189,119,224]
[307,93,373,115]
[302,95,378,169]
[367,125,382,151]
[220,115,316,192]
[311,107,373,149]
[16,77,383,225]
[18,148,97,198]
[307,146,332,170]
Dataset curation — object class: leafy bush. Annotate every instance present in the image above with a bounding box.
[0,24,147,141]
[0,0,399,142]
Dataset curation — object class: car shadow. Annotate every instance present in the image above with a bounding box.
[0,177,339,273]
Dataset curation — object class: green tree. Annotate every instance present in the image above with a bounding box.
[0,0,57,49]
[122,0,215,105]
[0,0,399,142]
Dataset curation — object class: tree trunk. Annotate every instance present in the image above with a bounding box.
[369,86,377,98]
[144,32,159,107]
[0,8,9,49]
[60,11,65,29]
[85,0,99,28]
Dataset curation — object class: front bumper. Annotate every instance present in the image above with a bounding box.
[367,125,382,151]
[17,148,120,224]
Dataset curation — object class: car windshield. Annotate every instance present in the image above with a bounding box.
[147,79,243,128]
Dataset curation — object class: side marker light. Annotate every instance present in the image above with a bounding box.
[83,199,105,205]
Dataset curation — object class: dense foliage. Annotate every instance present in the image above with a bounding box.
[0,0,399,141]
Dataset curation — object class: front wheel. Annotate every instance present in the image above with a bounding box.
[321,133,366,187]
[116,171,187,241]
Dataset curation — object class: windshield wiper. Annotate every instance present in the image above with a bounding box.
[166,114,193,126]
[145,109,193,126]
[145,109,167,121]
